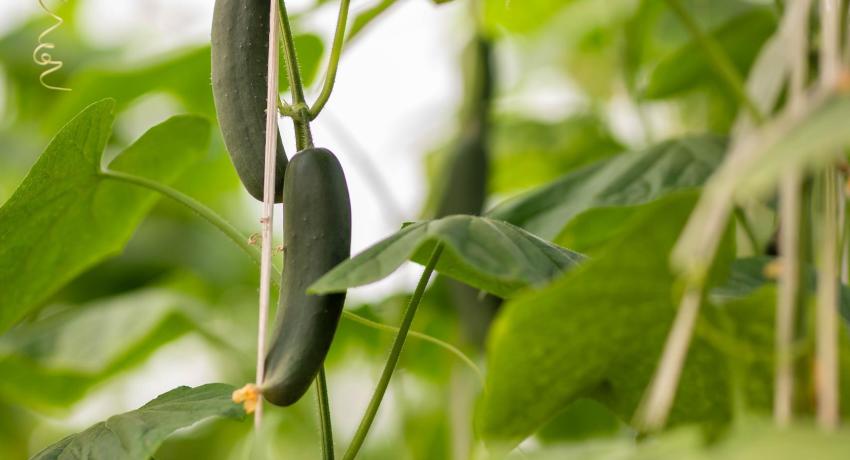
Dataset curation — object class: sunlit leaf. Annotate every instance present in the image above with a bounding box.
[310,215,584,298]
[0,100,209,332]
[32,384,245,460]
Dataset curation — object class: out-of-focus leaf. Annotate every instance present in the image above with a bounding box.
[642,8,777,99]
[479,192,736,448]
[31,384,245,460]
[673,92,850,273]
[348,0,398,42]
[488,135,725,241]
[310,216,584,299]
[490,115,623,193]
[523,420,850,459]
[483,0,576,33]
[0,281,210,408]
[0,100,210,332]
[46,35,323,132]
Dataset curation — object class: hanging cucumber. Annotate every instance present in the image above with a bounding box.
[263,148,352,406]
[433,36,500,348]
[211,0,287,202]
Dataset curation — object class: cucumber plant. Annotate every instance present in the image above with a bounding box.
[4,0,850,459]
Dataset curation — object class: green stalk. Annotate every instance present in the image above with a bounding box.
[278,0,314,149]
[99,170,260,263]
[316,367,335,460]
[309,0,352,119]
[342,311,483,384]
[343,244,445,460]
[663,0,765,123]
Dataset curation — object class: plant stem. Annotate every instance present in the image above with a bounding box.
[278,0,314,150]
[254,0,284,428]
[774,0,810,425]
[733,206,760,254]
[316,367,335,460]
[99,170,261,264]
[309,0,352,120]
[341,310,483,384]
[633,282,704,431]
[815,168,840,430]
[663,0,765,123]
[342,244,444,460]
[814,0,841,430]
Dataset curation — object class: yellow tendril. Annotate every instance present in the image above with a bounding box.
[33,0,71,92]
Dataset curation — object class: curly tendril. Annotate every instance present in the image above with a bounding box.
[33,0,71,92]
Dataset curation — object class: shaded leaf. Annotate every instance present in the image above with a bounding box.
[310,215,584,298]
[32,384,245,460]
[488,135,725,241]
[0,280,208,408]
[479,192,736,448]
[0,101,210,332]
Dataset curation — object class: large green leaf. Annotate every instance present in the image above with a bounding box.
[642,8,777,99]
[31,384,245,460]
[488,135,725,241]
[310,215,584,298]
[0,279,210,409]
[479,192,737,448]
[0,100,209,332]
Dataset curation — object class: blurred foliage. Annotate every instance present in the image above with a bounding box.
[2,0,850,458]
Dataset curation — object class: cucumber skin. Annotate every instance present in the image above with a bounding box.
[263,148,351,406]
[211,0,287,202]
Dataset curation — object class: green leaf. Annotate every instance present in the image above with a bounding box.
[490,115,624,194]
[479,191,736,448]
[488,135,725,241]
[347,0,398,42]
[31,384,245,460]
[0,280,208,408]
[0,100,210,332]
[642,8,777,99]
[309,215,584,298]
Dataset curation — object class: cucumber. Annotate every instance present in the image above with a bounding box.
[211,0,287,201]
[434,36,500,348]
[263,148,351,406]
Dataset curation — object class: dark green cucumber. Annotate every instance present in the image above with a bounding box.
[435,36,500,348]
[263,148,351,406]
[211,0,287,202]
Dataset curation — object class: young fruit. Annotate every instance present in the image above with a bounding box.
[211,0,287,201]
[263,148,351,406]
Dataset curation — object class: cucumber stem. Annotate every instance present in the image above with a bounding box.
[317,367,335,460]
[309,0,352,119]
[277,0,314,150]
[342,244,444,460]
